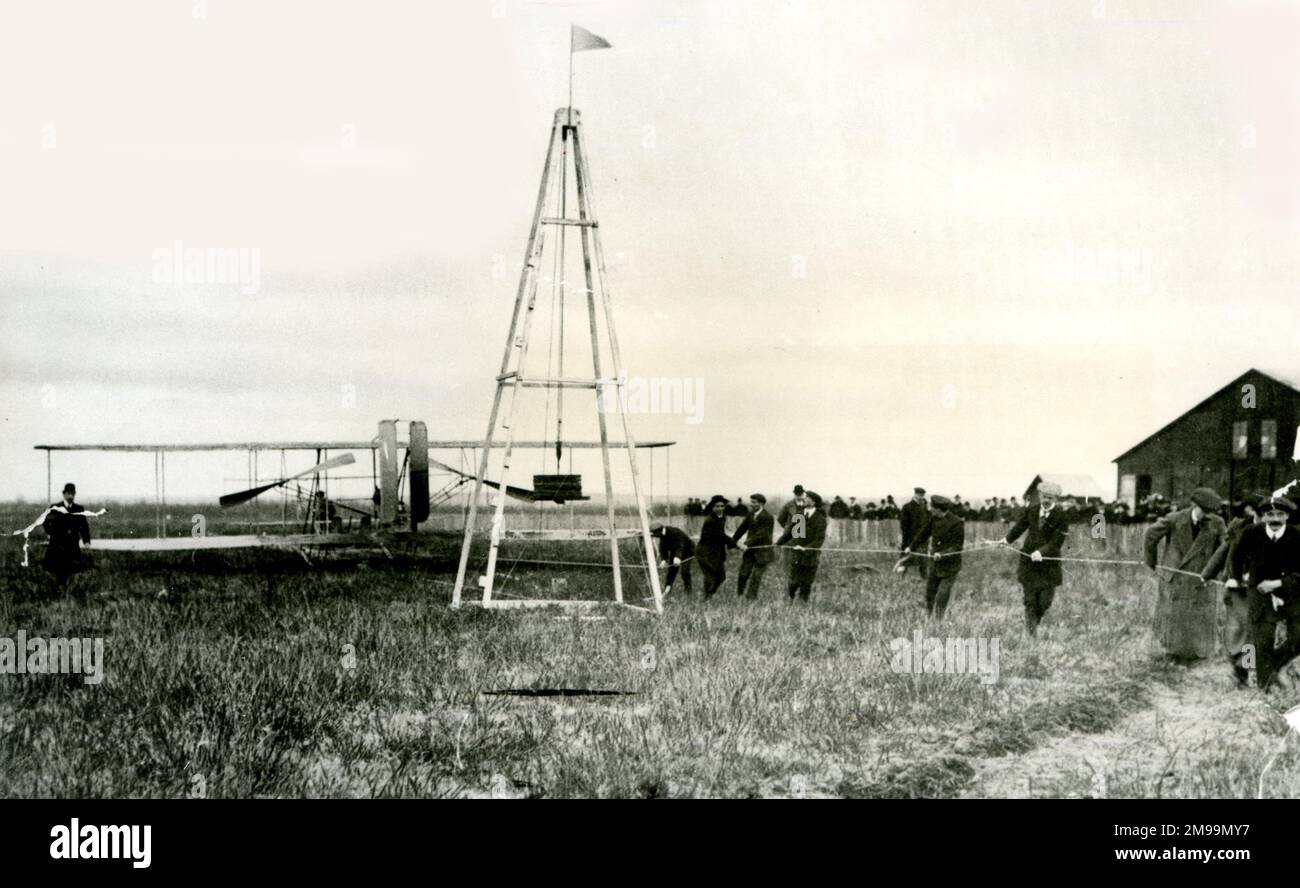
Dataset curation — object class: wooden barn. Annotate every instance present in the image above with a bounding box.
[1113,368,1300,507]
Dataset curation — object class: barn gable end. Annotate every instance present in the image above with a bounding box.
[1113,369,1300,506]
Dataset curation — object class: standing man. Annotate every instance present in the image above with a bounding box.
[1204,493,1264,686]
[1230,495,1300,690]
[899,488,930,578]
[778,484,808,530]
[733,493,776,599]
[1144,487,1226,662]
[903,494,965,619]
[697,494,738,598]
[1001,481,1070,636]
[829,495,849,545]
[42,482,91,592]
[848,497,864,544]
[651,523,695,597]
[777,490,828,602]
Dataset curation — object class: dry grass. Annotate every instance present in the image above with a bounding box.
[2,503,1298,798]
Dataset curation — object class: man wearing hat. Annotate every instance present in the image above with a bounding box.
[777,490,828,601]
[1001,481,1071,635]
[898,488,930,578]
[1144,487,1227,661]
[902,495,965,619]
[732,493,776,599]
[651,523,696,597]
[42,482,92,591]
[697,495,739,598]
[1230,495,1300,689]
[778,485,808,531]
[1203,491,1265,685]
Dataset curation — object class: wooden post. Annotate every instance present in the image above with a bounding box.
[569,110,623,604]
[571,117,663,613]
[481,221,550,603]
[452,113,563,607]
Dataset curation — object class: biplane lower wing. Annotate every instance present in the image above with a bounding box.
[89,533,371,552]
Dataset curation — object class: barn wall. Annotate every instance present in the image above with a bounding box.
[1115,371,1300,504]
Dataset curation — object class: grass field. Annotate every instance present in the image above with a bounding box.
[2,503,1299,798]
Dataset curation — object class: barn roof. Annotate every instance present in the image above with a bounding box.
[1113,368,1300,463]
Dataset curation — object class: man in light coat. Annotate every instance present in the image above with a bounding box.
[1145,486,1227,662]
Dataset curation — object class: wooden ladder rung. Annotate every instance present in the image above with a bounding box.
[540,217,597,227]
[515,376,615,390]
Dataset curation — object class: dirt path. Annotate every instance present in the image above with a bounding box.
[963,662,1291,798]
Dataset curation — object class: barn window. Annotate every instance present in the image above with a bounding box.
[1261,419,1277,459]
[1232,420,1248,459]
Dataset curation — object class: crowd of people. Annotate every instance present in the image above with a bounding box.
[685,489,1300,529]
[683,493,1183,526]
[670,480,1300,693]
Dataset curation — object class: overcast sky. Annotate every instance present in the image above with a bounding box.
[2,0,1298,509]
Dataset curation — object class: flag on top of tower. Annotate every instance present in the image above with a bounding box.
[572,24,612,53]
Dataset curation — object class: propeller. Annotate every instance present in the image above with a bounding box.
[427,457,537,503]
[219,453,356,508]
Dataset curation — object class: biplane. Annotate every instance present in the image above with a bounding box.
[32,420,674,556]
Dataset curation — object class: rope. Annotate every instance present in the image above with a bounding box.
[636,541,1227,585]
[10,506,108,568]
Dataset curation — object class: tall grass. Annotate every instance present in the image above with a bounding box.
[1,511,1297,798]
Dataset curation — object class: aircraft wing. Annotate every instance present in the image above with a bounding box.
[88,533,368,552]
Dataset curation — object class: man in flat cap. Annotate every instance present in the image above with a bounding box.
[903,494,965,619]
[1001,481,1070,636]
[696,494,739,598]
[652,523,695,597]
[777,490,828,602]
[42,482,92,592]
[1144,487,1227,662]
[732,493,776,599]
[1203,491,1266,685]
[898,487,930,578]
[1230,495,1300,689]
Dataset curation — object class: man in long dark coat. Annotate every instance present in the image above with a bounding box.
[777,490,828,601]
[42,482,91,590]
[696,494,738,598]
[903,494,965,619]
[732,493,776,599]
[1001,481,1070,635]
[898,488,930,578]
[1230,495,1300,690]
